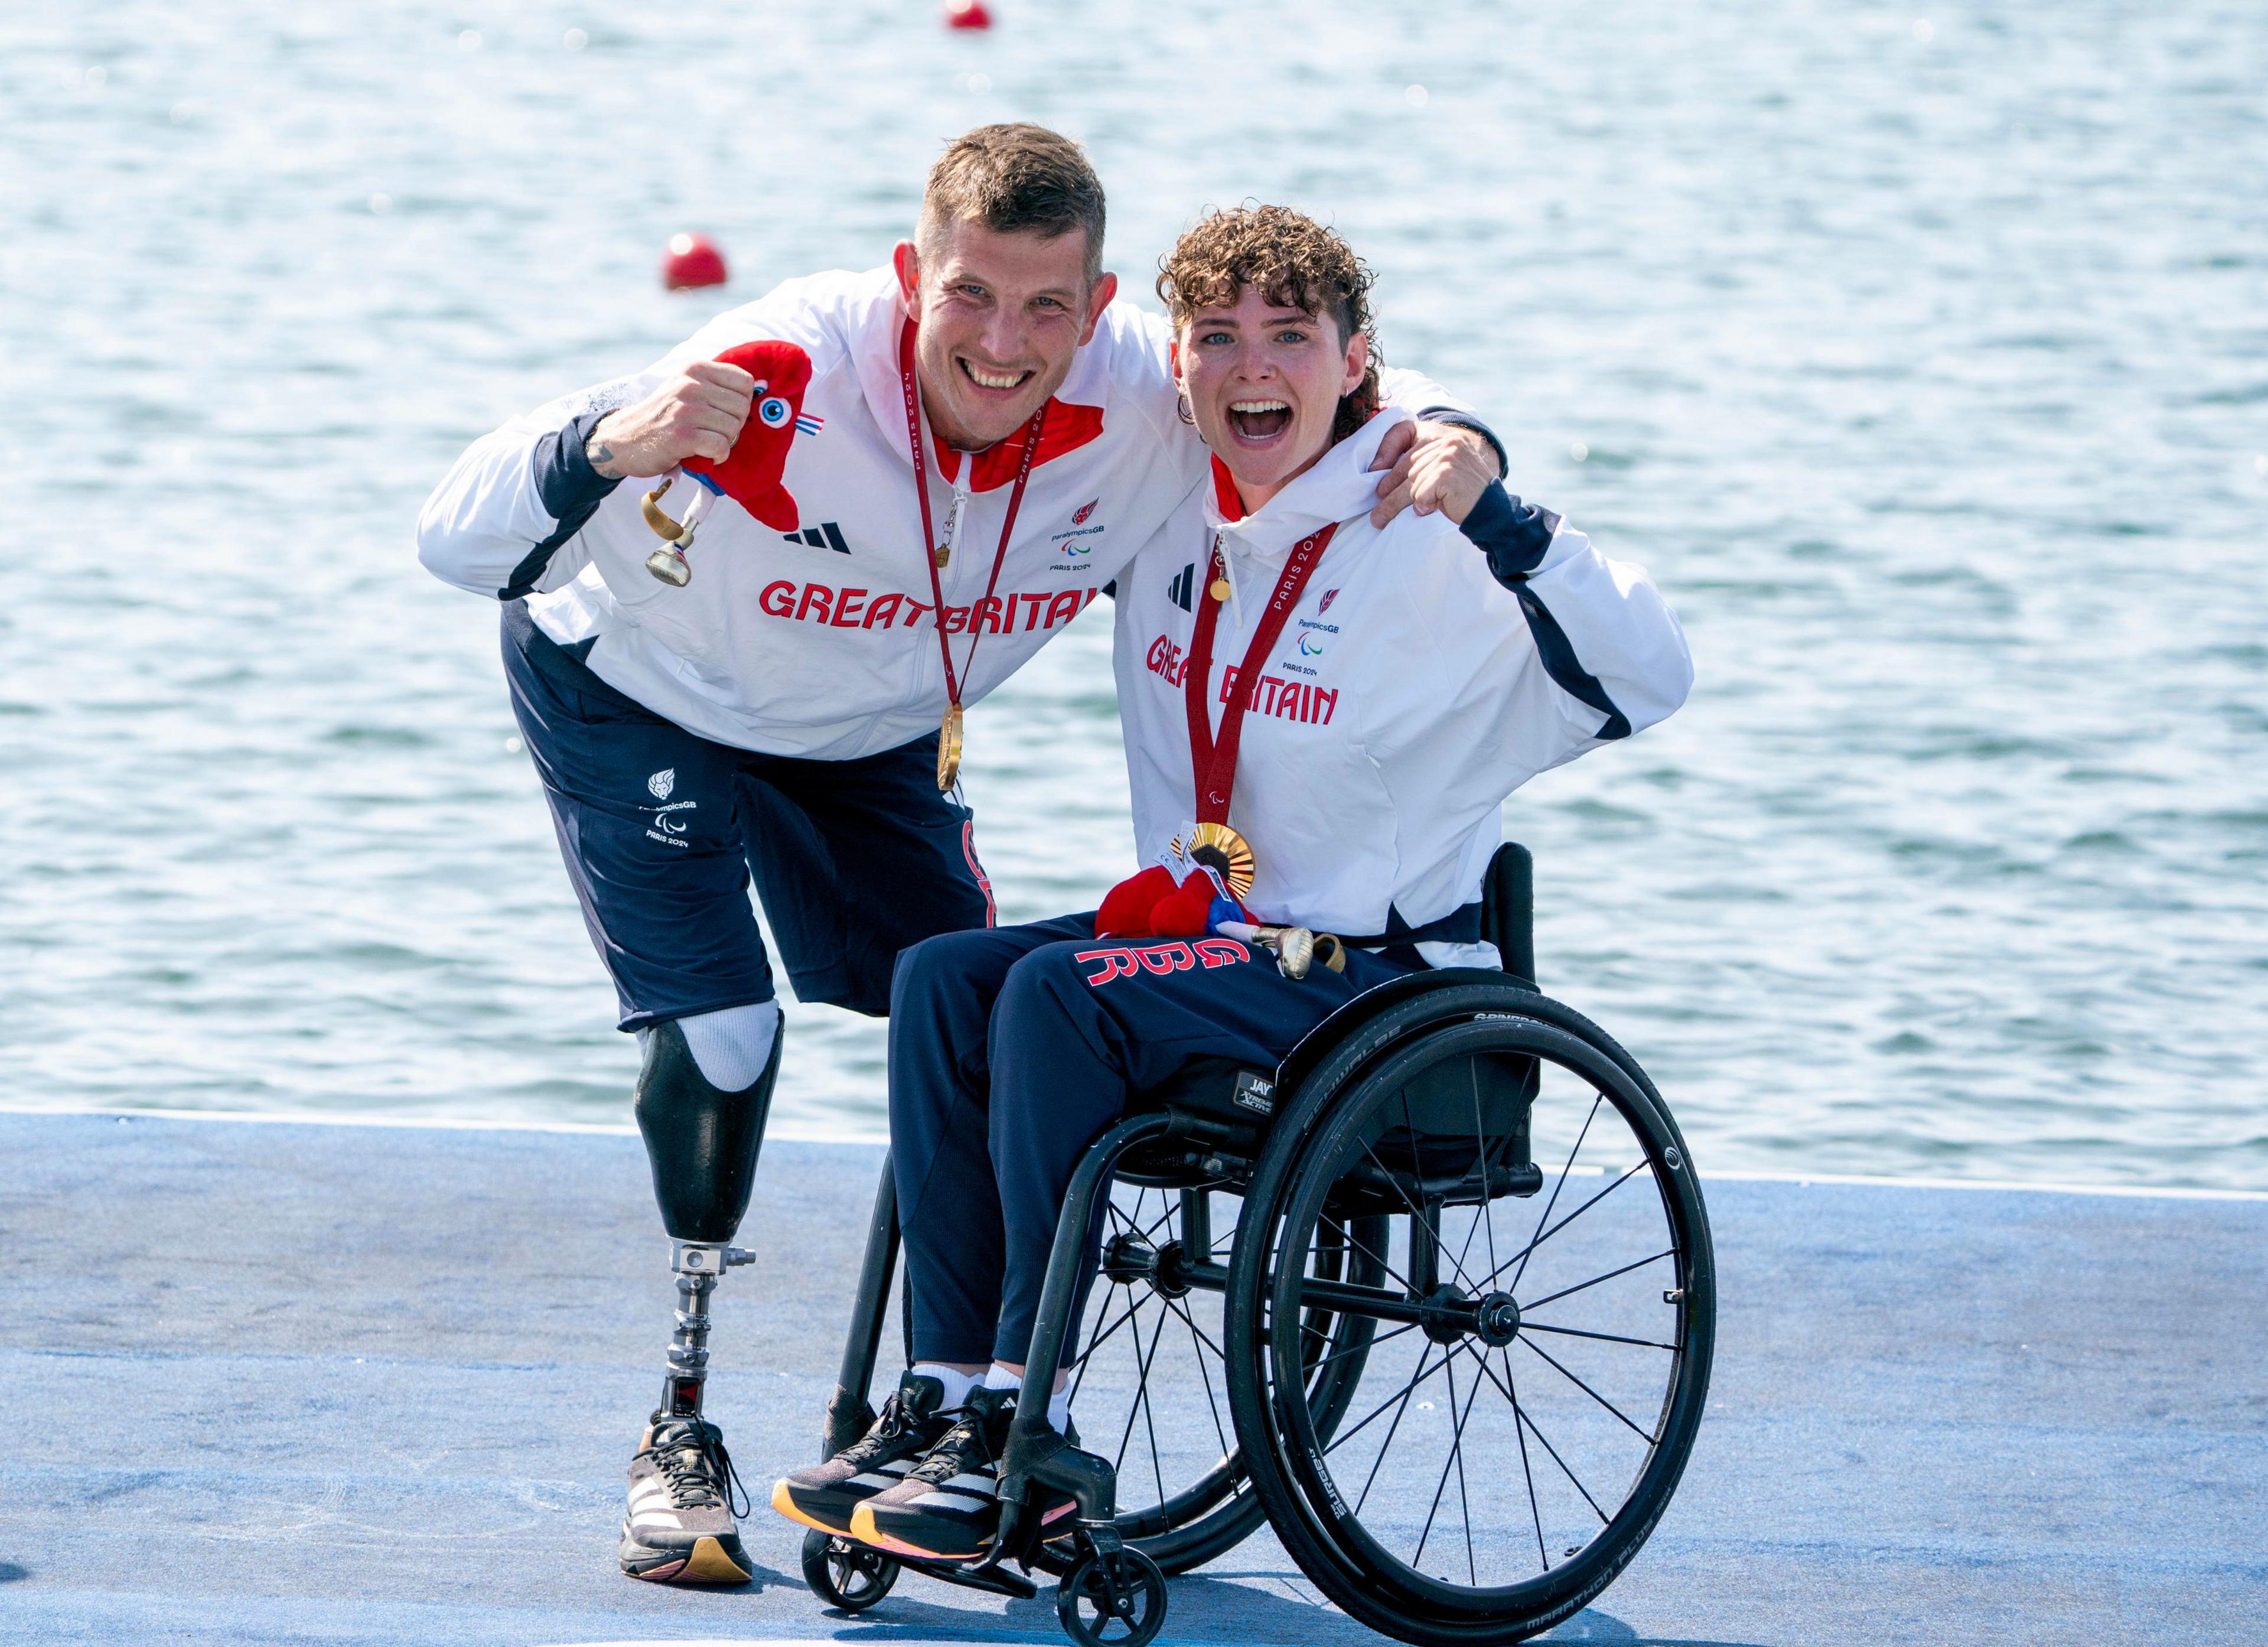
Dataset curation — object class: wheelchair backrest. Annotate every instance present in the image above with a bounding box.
[1480,840,1535,987]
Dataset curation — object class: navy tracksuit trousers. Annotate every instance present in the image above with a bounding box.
[887,914,1420,1366]
[501,602,994,1028]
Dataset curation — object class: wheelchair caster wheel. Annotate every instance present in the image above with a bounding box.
[800,1528,897,1612]
[1055,1545,1166,1647]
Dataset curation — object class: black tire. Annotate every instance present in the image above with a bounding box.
[1057,1179,1389,1576]
[1055,1545,1169,1647]
[1225,985,1715,1646]
[799,1528,898,1612]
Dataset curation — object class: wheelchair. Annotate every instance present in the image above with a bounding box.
[800,843,1716,1647]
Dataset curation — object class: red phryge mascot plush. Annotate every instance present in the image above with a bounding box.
[1096,864,1250,939]
[680,340,814,532]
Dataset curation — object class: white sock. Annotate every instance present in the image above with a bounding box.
[985,1365,1071,1431]
[674,1001,780,1091]
[910,1362,981,1408]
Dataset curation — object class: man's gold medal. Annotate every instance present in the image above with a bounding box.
[937,701,964,792]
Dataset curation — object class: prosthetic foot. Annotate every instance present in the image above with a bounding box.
[617,1014,782,1585]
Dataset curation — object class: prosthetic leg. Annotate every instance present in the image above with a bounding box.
[617,1013,783,1584]
[638,1014,781,1417]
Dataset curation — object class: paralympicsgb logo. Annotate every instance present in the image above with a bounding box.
[647,769,676,800]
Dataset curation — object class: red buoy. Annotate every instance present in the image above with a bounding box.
[660,232,728,291]
[944,0,992,30]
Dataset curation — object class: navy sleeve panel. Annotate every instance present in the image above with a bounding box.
[499,410,624,600]
[1457,479,1563,584]
[1412,406,1510,480]
[1511,582,1631,741]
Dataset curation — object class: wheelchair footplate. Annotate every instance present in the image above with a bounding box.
[799,1437,1171,1647]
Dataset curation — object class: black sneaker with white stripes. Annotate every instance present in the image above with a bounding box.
[850,1384,1017,1560]
[770,1370,953,1537]
[618,1411,752,1584]
[849,1386,1081,1561]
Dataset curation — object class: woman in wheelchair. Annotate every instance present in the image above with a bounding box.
[773,206,1696,1630]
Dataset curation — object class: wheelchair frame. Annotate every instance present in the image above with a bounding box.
[800,844,1715,1647]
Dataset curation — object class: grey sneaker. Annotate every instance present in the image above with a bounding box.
[771,1370,954,1537]
[618,1411,752,1583]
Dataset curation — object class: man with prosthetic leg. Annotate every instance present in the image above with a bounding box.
[418,126,1507,1584]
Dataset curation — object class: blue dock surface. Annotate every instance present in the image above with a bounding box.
[2,1111,2262,1646]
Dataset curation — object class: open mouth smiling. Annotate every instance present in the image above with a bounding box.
[959,359,1034,395]
[1226,398,1293,444]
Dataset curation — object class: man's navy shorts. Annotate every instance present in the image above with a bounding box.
[501,601,996,1030]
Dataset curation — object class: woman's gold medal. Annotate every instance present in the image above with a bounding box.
[1181,820,1256,898]
[937,701,964,792]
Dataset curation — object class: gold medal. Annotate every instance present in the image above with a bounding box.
[1180,820,1256,899]
[937,701,964,792]
[1209,577,1231,603]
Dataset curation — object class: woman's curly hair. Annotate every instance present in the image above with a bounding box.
[1156,204,1381,444]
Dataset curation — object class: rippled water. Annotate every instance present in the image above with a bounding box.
[5,1,2264,1187]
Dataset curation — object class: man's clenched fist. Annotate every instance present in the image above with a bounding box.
[1368,421,1501,529]
[585,360,755,480]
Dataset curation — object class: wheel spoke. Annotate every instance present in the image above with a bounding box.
[1518,1333,1660,1443]
[1511,1092,1603,1294]
[1302,1318,1419,1381]
[1165,1292,1228,1363]
[1487,1157,1648,1295]
[1358,1137,1436,1245]
[1322,1343,1452,1457]
[1518,1248,1676,1313]
[1115,1295,1170,1484]
[1353,1342,1436,1515]
[1520,1320,1680,1352]
[1071,1294,1143,1377]
[1401,1089,1480,1292]
[1135,1303,1168,1508]
[1165,1294,1232,1460]
[1449,1062,1503,1291]
[1503,1345,1550,1573]
[1322,1215,1419,1298]
[1412,1352,1459,1568]
[1468,1345,1610,1523]
[1110,1296,1151,1473]
[1412,1343,1488,1576]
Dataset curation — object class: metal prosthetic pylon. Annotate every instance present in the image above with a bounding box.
[662,1239,756,1417]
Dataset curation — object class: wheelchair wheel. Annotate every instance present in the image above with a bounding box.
[1055,1543,1168,1647]
[1226,985,1715,1645]
[1058,1177,1388,1575]
[800,1527,898,1612]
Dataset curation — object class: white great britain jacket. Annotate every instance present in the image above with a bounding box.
[416,268,1475,760]
[1112,409,1693,969]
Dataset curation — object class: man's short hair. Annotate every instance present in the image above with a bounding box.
[919,123,1106,289]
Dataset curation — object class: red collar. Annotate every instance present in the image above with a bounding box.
[1208,454,1246,521]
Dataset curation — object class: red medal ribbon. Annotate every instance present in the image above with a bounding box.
[898,320,1045,714]
[1182,522,1338,824]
